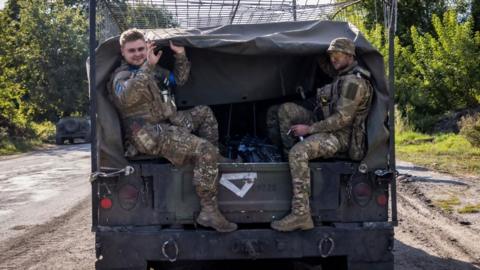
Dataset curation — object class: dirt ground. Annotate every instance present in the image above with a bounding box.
[394,161,480,270]
[0,146,479,269]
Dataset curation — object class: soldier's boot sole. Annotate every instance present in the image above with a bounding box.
[270,215,314,232]
[197,213,238,233]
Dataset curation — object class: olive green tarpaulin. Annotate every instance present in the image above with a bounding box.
[89,20,389,170]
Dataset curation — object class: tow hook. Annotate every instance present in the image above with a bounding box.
[318,235,335,258]
[161,239,179,262]
[232,239,263,259]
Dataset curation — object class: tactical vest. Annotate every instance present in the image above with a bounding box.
[108,64,177,131]
[315,66,373,161]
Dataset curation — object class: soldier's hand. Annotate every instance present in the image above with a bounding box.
[170,41,185,55]
[291,124,310,137]
[146,41,162,67]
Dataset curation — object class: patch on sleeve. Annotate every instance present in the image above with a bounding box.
[343,83,359,100]
[168,72,177,87]
[115,82,125,96]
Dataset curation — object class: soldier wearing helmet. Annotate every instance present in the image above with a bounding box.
[268,37,373,231]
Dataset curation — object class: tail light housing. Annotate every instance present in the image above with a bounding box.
[350,178,373,207]
[118,184,139,210]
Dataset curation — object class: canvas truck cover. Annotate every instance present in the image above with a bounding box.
[90,20,390,171]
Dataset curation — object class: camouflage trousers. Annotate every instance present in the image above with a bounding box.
[131,105,220,191]
[268,102,349,215]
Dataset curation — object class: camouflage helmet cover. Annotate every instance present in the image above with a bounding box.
[327,37,356,56]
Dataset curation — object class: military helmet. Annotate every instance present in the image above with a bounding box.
[327,37,356,56]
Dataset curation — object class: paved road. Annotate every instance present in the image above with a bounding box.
[0,144,91,244]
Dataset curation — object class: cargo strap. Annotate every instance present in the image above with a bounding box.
[90,166,135,182]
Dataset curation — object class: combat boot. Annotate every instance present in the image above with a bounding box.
[196,188,237,232]
[270,212,314,232]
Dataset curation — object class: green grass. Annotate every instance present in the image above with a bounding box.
[396,131,480,176]
[434,196,462,213]
[0,137,45,156]
[0,121,55,156]
[457,204,480,214]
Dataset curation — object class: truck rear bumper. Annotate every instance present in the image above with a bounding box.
[95,225,394,269]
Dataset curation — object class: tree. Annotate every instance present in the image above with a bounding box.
[395,10,480,131]
[353,0,449,45]
[13,0,89,121]
[0,0,31,133]
[472,0,480,32]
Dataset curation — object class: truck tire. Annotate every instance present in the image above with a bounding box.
[64,119,79,133]
[55,136,63,145]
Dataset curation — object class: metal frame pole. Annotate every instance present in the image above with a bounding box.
[89,0,98,230]
[388,0,398,226]
[292,0,297,21]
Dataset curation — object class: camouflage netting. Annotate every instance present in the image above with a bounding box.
[96,0,371,42]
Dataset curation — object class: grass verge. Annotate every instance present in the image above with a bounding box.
[396,131,480,176]
[0,137,46,156]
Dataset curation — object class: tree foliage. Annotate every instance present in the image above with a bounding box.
[0,0,88,136]
[395,10,480,131]
[348,0,449,45]
[344,6,480,132]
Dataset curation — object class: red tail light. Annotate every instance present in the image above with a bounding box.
[118,184,139,210]
[376,194,388,206]
[100,197,112,209]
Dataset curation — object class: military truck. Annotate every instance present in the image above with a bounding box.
[55,116,91,145]
[88,3,398,269]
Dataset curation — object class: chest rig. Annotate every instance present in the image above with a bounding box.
[109,64,178,125]
[314,66,371,120]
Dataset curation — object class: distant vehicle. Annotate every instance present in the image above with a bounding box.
[55,116,91,145]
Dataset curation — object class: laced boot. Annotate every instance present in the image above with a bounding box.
[271,212,314,232]
[196,188,238,232]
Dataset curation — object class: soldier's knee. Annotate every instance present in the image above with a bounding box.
[278,102,297,118]
[289,144,309,161]
[197,105,212,115]
[197,141,219,162]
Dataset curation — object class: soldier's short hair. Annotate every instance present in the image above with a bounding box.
[119,28,145,47]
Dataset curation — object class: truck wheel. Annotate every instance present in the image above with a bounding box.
[64,119,79,133]
[55,136,64,145]
[69,138,74,144]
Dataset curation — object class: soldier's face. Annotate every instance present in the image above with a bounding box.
[121,39,147,66]
[329,51,353,71]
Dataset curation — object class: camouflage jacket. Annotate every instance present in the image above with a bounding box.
[309,61,373,160]
[108,53,191,139]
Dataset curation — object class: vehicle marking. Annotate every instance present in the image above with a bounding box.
[219,172,257,198]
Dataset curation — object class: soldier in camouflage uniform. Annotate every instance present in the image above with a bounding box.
[108,29,237,232]
[270,37,373,231]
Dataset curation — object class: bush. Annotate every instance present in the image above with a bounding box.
[395,10,480,132]
[29,121,56,142]
[459,114,480,147]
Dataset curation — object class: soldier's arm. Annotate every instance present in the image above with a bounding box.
[308,79,368,134]
[170,52,191,87]
[112,64,154,106]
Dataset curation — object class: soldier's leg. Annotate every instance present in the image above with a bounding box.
[158,130,236,232]
[277,102,314,154]
[266,105,282,149]
[185,105,219,147]
[190,140,237,232]
[271,133,342,232]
